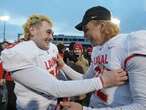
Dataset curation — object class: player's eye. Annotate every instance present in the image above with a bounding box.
[82,26,89,33]
[46,29,54,35]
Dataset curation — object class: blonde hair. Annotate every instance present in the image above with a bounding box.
[23,14,53,40]
[92,20,120,42]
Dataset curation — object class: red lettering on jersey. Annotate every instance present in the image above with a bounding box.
[101,55,104,64]
[44,59,56,69]
[44,62,49,70]
[44,58,58,76]
[95,66,101,76]
[104,54,108,64]
[95,65,108,102]
[93,54,109,102]
[93,54,108,65]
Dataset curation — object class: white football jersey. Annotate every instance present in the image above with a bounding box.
[1,40,59,109]
[89,30,146,108]
[2,40,58,75]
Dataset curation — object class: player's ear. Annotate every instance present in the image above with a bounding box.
[29,26,38,37]
[99,23,105,33]
[29,27,35,34]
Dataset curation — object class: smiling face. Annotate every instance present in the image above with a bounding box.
[73,47,82,57]
[83,20,104,46]
[82,20,120,46]
[30,21,54,50]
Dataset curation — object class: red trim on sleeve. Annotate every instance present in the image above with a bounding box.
[96,90,108,102]
[6,43,17,49]
[124,54,146,69]
[96,76,108,102]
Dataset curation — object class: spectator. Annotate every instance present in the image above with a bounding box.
[86,46,93,64]
[73,42,89,74]
[57,42,66,59]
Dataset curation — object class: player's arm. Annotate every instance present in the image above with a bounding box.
[12,64,127,98]
[1,48,127,98]
[61,64,84,80]
[12,66,103,98]
[61,62,97,80]
[56,54,126,85]
[55,54,98,80]
[55,54,84,79]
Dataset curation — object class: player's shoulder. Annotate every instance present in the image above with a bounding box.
[49,42,58,49]
[127,30,146,55]
[15,40,38,50]
[1,40,39,71]
[129,30,146,41]
[107,33,128,47]
[92,45,101,54]
[128,30,146,46]
[130,30,146,35]
[4,40,38,53]
[1,40,39,61]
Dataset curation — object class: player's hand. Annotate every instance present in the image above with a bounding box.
[53,54,65,69]
[60,101,82,110]
[101,69,128,88]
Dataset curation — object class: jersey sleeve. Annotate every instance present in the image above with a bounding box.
[105,34,128,69]
[83,62,96,79]
[127,30,146,56]
[12,66,103,97]
[108,46,125,69]
[1,41,39,71]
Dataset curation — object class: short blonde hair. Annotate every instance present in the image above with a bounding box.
[23,14,53,40]
[92,20,119,42]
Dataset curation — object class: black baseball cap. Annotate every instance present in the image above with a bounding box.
[75,6,111,31]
